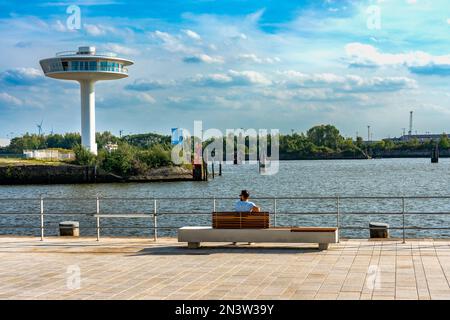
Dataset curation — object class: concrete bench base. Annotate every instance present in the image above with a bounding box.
[178,227,338,250]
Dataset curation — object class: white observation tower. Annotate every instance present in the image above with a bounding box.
[40,46,134,155]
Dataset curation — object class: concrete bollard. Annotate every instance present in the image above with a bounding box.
[369,222,389,238]
[59,221,80,237]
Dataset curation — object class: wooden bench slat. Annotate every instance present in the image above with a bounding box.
[212,212,269,229]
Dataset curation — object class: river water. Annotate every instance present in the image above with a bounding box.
[1,159,450,239]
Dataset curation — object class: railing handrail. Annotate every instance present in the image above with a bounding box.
[2,195,450,242]
[2,195,450,201]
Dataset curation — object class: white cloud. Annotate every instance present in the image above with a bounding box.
[279,70,417,92]
[53,20,67,32]
[261,88,369,102]
[84,23,106,36]
[238,54,281,64]
[190,73,233,86]
[1,68,43,85]
[167,96,185,104]
[345,42,450,75]
[102,43,139,55]
[150,30,194,54]
[246,9,265,24]
[190,70,271,87]
[82,23,133,38]
[0,92,23,106]
[125,79,173,91]
[183,54,224,64]
[165,95,239,110]
[228,70,272,85]
[417,103,450,115]
[187,69,414,92]
[136,92,156,104]
[182,29,201,41]
[83,23,123,37]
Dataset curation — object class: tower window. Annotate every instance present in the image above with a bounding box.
[71,61,79,71]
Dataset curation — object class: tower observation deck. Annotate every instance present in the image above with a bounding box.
[39,46,134,154]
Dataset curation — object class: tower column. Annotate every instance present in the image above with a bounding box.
[80,80,97,155]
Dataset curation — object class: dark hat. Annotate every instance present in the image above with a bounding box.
[240,190,250,198]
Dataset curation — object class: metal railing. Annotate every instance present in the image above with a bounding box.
[56,51,118,57]
[1,195,450,242]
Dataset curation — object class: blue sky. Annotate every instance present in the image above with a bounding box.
[1,0,450,140]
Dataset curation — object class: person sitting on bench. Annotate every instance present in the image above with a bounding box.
[235,190,260,213]
[233,190,260,245]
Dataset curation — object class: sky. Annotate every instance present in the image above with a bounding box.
[1,0,450,140]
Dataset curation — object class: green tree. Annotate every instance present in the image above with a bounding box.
[356,136,364,148]
[62,133,81,149]
[138,145,172,168]
[307,125,344,150]
[7,133,45,153]
[382,139,395,150]
[340,138,356,151]
[406,138,420,149]
[96,131,120,149]
[46,134,65,148]
[439,134,450,149]
[73,144,96,166]
[372,140,386,151]
[123,133,171,149]
[101,143,135,175]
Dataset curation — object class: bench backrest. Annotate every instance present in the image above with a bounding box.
[212,212,270,229]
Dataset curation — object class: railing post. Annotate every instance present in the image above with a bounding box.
[273,198,277,227]
[213,197,216,212]
[40,196,44,241]
[153,199,158,241]
[336,196,340,243]
[402,197,406,244]
[96,197,100,241]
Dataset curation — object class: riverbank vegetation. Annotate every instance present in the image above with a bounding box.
[1,125,449,171]
[0,132,173,176]
[72,143,172,176]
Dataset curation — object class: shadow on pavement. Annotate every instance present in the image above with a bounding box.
[130,244,320,256]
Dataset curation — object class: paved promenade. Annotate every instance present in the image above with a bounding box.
[0,237,450,300]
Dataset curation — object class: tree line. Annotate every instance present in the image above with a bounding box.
[1,125,449,175]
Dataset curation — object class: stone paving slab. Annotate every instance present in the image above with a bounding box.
[0,237,450,300]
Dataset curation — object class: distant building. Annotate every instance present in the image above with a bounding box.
[387,134,450,143]
[0,138,10,148]
[23,149,75,161]
[104,143,118,153]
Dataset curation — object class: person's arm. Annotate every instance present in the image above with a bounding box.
[251,205,261,213]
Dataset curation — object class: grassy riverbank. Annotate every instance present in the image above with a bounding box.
[0,158,67,166]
